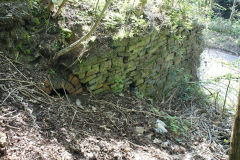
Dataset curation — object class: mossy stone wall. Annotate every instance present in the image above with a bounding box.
[67,25,203,98]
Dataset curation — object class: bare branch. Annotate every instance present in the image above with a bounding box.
[52,0,112,61]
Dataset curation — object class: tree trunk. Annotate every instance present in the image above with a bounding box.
[52,0,112,62]
[210,0,214,9]
[229,0,237,24]
[229,82,240,160]
[53,0,68,18]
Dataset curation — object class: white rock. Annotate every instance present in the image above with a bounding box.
[135,126,145,135]
[153,138,162,144]
[76,99,84,109]
[154,119,168,134]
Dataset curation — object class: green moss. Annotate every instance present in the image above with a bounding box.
[61,28,72,39]
[34,18,41,25]
[23,32,30,42]
[26,49,31,55]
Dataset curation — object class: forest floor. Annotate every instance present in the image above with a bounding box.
[0,51,233,160]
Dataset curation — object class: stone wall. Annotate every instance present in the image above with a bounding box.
[45,25,203,99]
[0,2,204,99]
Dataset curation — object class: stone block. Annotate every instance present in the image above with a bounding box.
[129,35,151,47]
[78,71,85,79]
[72,67,86,78]
[127,45,144,53]
[100,60,111,72]
[112,57,123,67]
[111,39,129,47]
[92,87,109,94]
[86,64,99,76]
[128,53,138,61]
[96,57,108,64]
[125,66,136,73]
[70,76,81,88]
[138,50,146,56]
[73,87,83,95]
[165,53,174,61]
[115,46,125,53]
[81,56,98,66]
[77,64,91,72]
[88,83,103,91]
[129,71,137,77]
[118,52,130,57]
[135,79,144,86]
[125,61,136,68]
[89,75,106,85]
[128,37,141,46]
[141,70,150,78]
[103,83,111,90]
[99,50,115,59]
[80,74,96,83]
[64,82,75,94]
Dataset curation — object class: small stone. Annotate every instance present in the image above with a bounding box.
[179,146,186,154]
[153,138,162,144]
[0,132,7,155]
[154,119,168,134]
[161,141,169,149]
[146,133,153,140]
[92,106,97,112]
[0,132,7,147]
[135,126,145,135]
[193,141,199,146]
[119,93,124,97]
[171,145,184,154]
[76,99,84,109]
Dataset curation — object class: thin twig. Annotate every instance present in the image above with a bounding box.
[222,79,231,115]
[70,110,77,126]
[0,54,28,80]
[1,88,18,105]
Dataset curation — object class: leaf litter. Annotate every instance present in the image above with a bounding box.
[0,53,232,159]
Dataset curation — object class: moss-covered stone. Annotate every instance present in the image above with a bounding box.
[128,53,138,61]
[100,60,111,72]
[89,75,106,85]
[115,46,125,53]
[51,27,203,98]
[111,39,129,47]
[80,74,96,83]
[92,87,109,94]
[86,64,99,76]
[88,83,103,91]
[112,57,123,67]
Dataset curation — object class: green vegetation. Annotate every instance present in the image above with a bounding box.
[113,78,124,93]
[204,0,240,53]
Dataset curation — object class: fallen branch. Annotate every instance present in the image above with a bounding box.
[52,0,112,61]
[222,79,231,115]
[53,0,68,18]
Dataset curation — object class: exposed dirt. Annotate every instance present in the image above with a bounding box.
[0,52,232,160]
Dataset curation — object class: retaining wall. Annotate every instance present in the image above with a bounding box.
[45,25,203,99]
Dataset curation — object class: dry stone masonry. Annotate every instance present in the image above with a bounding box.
[0,2,203,99]
[46,25,203,99]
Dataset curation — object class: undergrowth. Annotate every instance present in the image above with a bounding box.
[204,17,240,52]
